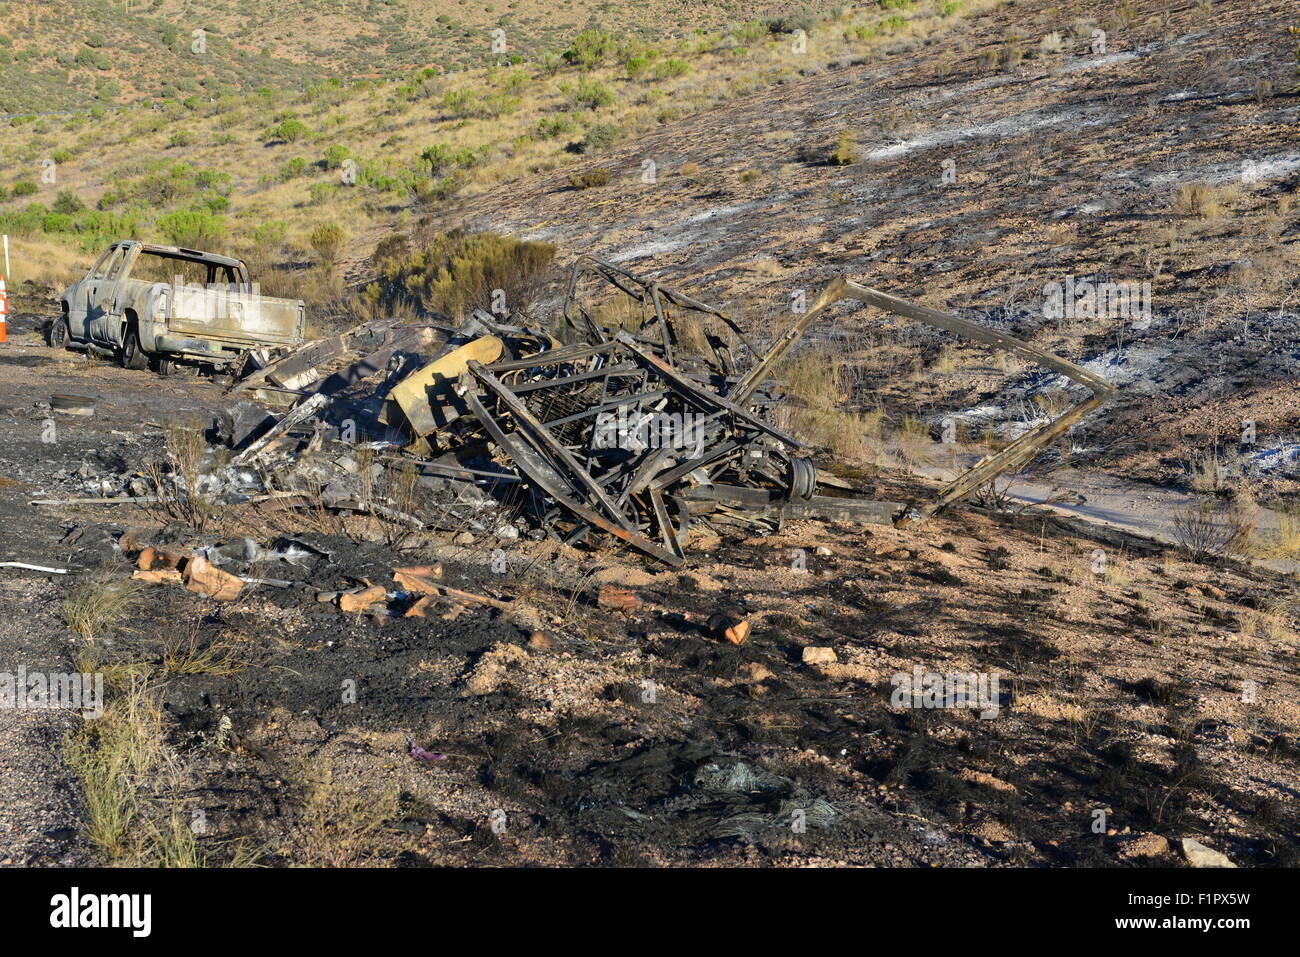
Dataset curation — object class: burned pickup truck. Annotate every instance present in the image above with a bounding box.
[53,240,307,374]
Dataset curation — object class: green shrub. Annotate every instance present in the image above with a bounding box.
[766,12,816,34]
[441,88,478,117]
[279,157,308,181]
[536,115,574,139]
[652,58,690,80]
[272,118,310,143]
[168,130,195,148]
[308,182,340,205]
[309,223,346,265]
[571,78,613,110]
[252,221,289,247]
[625,55,650,79]
[74,47,111,71]
[367,228,556,320]
[563,29,617,70]
[322,144,351,169]
[156,209,226,247]
[577,123,620,153]
[52,190,86,215]
[11,180,38,197]
[421,143,480,175]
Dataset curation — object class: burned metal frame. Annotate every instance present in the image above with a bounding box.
[190,258,1117,568]
[733,276,1117,526]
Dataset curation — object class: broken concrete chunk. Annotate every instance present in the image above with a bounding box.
[182,556,244,601]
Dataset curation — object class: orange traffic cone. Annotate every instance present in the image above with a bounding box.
[0,275,7,343]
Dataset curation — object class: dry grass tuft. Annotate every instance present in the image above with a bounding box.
[62,564,146,640]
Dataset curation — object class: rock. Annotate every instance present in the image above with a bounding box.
[597,584,642,612]
[1179,837,1236,868]
[707,613,751,645]
[527,630,554,651]
[454,532,476,546]
[495,525,520,540]
[815,545,833,557]
[802,646,837,665]
[1118,832,1171,862]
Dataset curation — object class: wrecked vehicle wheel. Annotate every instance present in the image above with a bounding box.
[122,327,149,371]
[150,355,176,376]
[49,317,68,348]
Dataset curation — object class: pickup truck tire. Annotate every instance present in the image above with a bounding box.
[122,326,149,371]
[150,356,175,377]
[49,317,68,348]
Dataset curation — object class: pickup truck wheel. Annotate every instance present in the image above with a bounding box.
[150,356,175,377]
[49,318,68,348]
[122,327,149,371]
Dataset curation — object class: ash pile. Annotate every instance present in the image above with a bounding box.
[216,258,902,566]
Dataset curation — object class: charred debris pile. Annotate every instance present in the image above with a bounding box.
[39,258,1113,570]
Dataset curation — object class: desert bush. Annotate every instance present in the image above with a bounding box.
[1173,501,1256,561]
[1172,181,1239,219]
[366,228,556,321]
[577,123,620,153]
[564,29,617,70]
[829,129,858,165]
[571,78,614,110]
[156,209,226,247]
[63,564,146,641]
[537,115,574,139]
[322,144,351,169]
[653,58,691,80]
[51,190,86,214]
[421,143,479,176]
[309,222,346,265]
[568,167,612,189]
[271,117,310,143]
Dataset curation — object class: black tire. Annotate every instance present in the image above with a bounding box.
[49,317,68,348]
[122,325,149,370]
[151,356,175,377]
